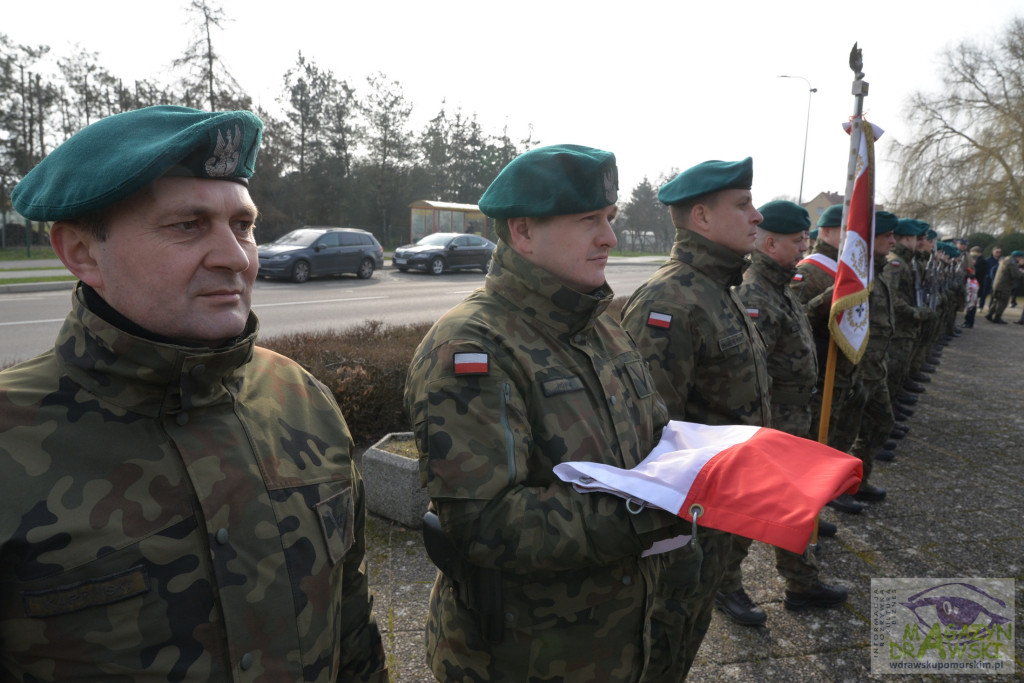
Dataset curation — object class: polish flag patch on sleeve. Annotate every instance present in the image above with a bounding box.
[453,352,489,375]
[647,311,672,329]
[746,308,760,319]
[792,273,804,282]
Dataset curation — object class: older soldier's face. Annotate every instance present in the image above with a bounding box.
[517,204,618,291]
[704,189,762,256]
[774,231,807,268]
[87,176,259,344]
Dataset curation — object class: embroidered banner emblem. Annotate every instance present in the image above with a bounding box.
[746,308,760,319]
[454,352,489,375]
[792,273,804,282]
[647,311,672,329]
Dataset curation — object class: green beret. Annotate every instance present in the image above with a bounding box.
[809,227,819,239]
[895,218,920,236]
[12,105,263,221]
[874,211,898,235]
[818,204,844,228]
[757,200,810,234]
[1012,250,1024,258]
[477,144,618,219]
[926,229,937,240]
[658,157,753,205]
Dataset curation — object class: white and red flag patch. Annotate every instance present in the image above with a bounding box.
[453,352,489,375]
[746,308,759,319]
[553,421,862,554]
[647,311,672,329]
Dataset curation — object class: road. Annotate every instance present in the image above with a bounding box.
[0,263,662,366]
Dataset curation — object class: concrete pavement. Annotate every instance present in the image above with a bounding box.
[362,315,1024,681]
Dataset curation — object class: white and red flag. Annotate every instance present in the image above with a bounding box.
[829,119,884,363]
[553,421,862,554]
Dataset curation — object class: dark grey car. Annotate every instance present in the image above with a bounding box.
[392,232,496,275]
[258,227,384,283]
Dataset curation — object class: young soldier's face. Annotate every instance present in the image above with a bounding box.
[703,189,762,256]
[86,176,260,344]
[515,204,618,292]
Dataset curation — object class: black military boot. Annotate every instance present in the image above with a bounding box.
[904,380,926,393]
[826,494,865,514]
[784,581,849,611]
[855,483,887,502]
[715,589,767,626]
[896,391,918,405]
[817,519,838,537]
[875,449,896,462]
[909,371,931,383]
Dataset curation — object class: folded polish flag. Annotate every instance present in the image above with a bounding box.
[553,421,862,554]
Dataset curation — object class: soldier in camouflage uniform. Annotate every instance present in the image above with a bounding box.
[791,205,870,514]
[0,106,387,682]
[987,250,1024,323]
[404,145,687,682]
[881,219,935,446]
[845,212,900,504]
[620,158,772,668]
[734,200,847,611]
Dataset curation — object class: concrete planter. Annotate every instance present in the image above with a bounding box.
[362,432,429,529]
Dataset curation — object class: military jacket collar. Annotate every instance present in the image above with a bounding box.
[57,286,259,417]
[890,242,915,262]
[749,250,795,289]
[813,240,839,261]
[486,241,612,337]
[669,228,748,287]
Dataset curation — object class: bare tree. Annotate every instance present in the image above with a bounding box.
[173,0,247,111]
[891,18,1024,236]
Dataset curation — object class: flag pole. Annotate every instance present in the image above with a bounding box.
[816,44,869,445]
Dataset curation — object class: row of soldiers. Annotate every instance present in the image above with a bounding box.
[406,149,980,681]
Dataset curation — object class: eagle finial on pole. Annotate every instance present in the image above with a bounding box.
[849,42,864,79]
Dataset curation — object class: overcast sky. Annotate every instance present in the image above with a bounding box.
[5,0,1021,208]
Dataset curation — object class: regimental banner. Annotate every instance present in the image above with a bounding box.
[830,119,884,363]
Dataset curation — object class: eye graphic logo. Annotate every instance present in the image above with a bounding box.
[900,582,1010,643]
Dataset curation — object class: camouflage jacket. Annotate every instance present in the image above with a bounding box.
[992,256,1024,293]
[0,287,387,682]
[861,254,896,383]
[791,240,839,322]
[404,242,679,682]
[620,229,771,427]
[735,251,817,436]
[882,243,931,339]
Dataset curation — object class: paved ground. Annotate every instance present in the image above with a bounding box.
[362,312,1024,681]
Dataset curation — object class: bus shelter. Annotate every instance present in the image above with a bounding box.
[408,200,491,242]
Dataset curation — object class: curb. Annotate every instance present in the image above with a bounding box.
[0,281,76,295]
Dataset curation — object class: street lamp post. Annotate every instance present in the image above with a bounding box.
[779,75,817,205]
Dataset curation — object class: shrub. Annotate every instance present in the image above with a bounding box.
[260,320,433,449]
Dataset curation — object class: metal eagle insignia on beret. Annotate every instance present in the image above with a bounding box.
[205,124,242,177]
[603,167,617,204]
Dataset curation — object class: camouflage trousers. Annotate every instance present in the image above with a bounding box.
[721,534,818,594]
[910,315,938,372]
[810,372,867,454]
[989,290,1010,321]
[645,529,732,682]
[885,337,917,401]
[851,376,894,484]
